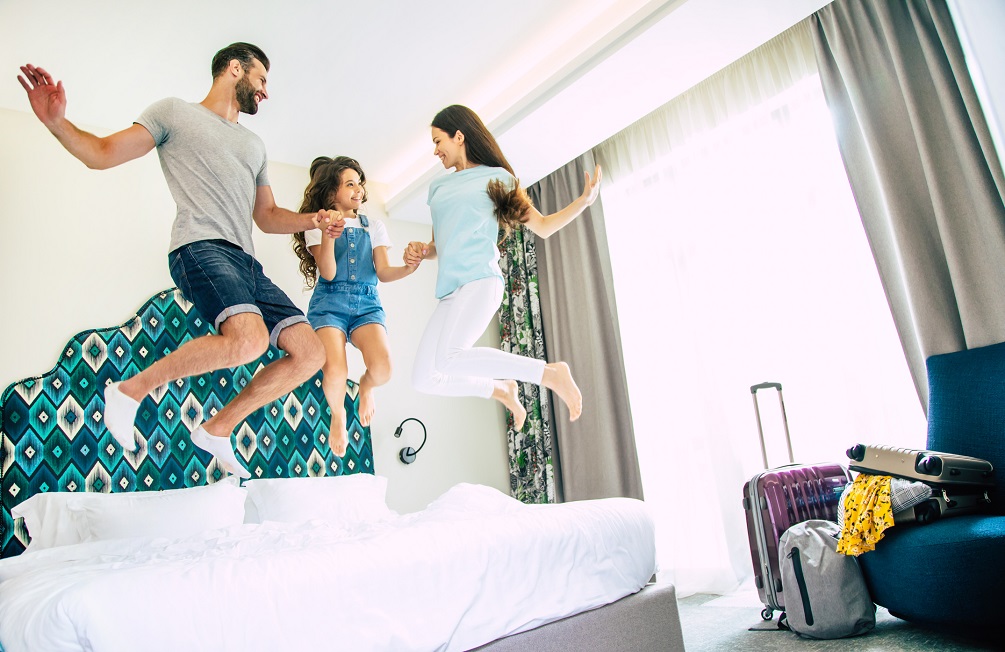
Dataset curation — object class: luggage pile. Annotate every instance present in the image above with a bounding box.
[740,382,996,640]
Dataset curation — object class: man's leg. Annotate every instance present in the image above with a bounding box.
[201,321,325,438]
[187,321,323,479]
[106,312,271,451]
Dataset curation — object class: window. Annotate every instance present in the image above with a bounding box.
[600,74,925,595]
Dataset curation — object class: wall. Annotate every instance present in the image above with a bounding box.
[0,106,509,513]
[949,0,1005,168]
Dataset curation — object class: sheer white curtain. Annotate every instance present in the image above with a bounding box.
[594,22,926,596]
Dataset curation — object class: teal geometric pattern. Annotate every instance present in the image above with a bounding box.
[0,288,374,557]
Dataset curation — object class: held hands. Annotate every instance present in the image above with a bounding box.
[403,241,428,268]
[579,164,602,207]
[313,209,345,239]
[17,64,66,128]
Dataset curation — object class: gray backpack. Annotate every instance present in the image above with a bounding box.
[778,519,875,639]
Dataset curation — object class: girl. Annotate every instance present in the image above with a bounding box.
[294,156,417,456]
[404,105,601,430]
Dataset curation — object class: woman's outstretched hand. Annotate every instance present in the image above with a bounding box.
[580,164,602,207]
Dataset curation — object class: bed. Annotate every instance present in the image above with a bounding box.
[0,289,684,652]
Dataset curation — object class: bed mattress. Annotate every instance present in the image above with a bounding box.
[0,483,655,652]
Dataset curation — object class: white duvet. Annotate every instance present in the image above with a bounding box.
[0,484,655,652]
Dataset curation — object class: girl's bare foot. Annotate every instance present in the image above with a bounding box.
[359,386,376,427]
[330,414,349,457]
[542,361,582,421]
[492,380,527,431]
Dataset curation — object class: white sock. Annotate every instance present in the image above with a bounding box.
[191,427,251,480]
[103,382,139,452]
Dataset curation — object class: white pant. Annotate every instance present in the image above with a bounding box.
[412,277,546,398]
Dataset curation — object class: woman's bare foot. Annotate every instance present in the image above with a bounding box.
[492,380,527,431]
[542,361,582,421]
[329,414,349,457]
[358,386,376,427]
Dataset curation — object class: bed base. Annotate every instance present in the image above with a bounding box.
[470,583,685,652]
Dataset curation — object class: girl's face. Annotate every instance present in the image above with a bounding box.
[432,127,464,170]
[328,168,365,214]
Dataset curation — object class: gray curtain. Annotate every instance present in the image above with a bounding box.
[810,0,1005,411]
[527,152,643,502]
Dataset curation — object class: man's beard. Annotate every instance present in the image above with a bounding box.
[236,76,259,115]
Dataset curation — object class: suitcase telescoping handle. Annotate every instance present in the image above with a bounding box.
[751,382,794,469]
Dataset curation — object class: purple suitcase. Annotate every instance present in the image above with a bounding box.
[741,382,851,621]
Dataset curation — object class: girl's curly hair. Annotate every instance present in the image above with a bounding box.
[292,156,367,288]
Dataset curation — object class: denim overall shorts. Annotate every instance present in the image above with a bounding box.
[306,215,386,338]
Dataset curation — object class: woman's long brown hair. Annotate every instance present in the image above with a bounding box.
[292,156,368,288]
[431,105,533,241]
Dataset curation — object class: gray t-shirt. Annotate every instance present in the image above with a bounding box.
[136,97,270,256]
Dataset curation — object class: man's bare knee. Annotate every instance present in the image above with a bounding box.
[233,331,270,365]
[221,315,270,366]
[280,325,325,376]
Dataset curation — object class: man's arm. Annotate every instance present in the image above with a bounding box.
[18,64,155,169]
[253,185,345,236]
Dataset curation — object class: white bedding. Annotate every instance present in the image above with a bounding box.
[0,483,655,652]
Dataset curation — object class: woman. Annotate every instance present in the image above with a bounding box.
[405,105,601,430]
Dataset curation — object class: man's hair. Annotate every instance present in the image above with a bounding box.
[211,42,270,78]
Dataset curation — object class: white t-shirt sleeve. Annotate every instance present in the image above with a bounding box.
[368,219,392,250]
[304,228,323,248]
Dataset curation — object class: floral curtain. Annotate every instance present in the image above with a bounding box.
[497,226,556,504]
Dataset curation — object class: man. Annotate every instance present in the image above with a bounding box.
[17,43,343,479]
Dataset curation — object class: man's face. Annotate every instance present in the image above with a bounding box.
[236,58,268,115]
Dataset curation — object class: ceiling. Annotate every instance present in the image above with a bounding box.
[2,0,828,222]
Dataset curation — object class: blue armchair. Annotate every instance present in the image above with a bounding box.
[858,341,1005,631]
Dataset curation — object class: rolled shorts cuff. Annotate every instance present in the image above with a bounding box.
[348,318,388,339]
[272,315,310,348]
[314,323,349,339]
[215,303,262,331]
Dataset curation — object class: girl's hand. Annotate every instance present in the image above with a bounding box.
[403,241,427,268]
[579,164,602,207]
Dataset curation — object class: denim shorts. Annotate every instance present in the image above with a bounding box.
[307,280,386,340]
[168,239,308,348]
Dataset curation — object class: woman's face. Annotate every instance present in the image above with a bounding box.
[329,168,364,214]
[432,127,464,170]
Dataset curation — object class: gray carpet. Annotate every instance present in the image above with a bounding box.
[677,589,1001,651]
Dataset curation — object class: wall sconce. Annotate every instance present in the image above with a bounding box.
[394,417,427,464]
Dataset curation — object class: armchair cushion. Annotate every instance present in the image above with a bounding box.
[859,514,1005,629]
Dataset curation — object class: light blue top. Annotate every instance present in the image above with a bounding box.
[427,165,514,299]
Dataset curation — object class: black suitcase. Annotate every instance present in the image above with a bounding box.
[894,485,992,524]
[845,444,994,488]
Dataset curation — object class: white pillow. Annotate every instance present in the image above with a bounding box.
[12,492,84,551]
[244,474,392,525]
[12,480,247,550]
[67,481,247,543]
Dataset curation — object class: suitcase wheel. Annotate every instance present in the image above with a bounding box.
[761,607,773,621]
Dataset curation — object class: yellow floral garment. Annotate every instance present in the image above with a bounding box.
[837,473,895,556]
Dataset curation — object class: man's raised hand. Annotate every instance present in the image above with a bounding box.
[18,65,67,129]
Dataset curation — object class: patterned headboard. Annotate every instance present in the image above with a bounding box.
[0,288,373,557]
